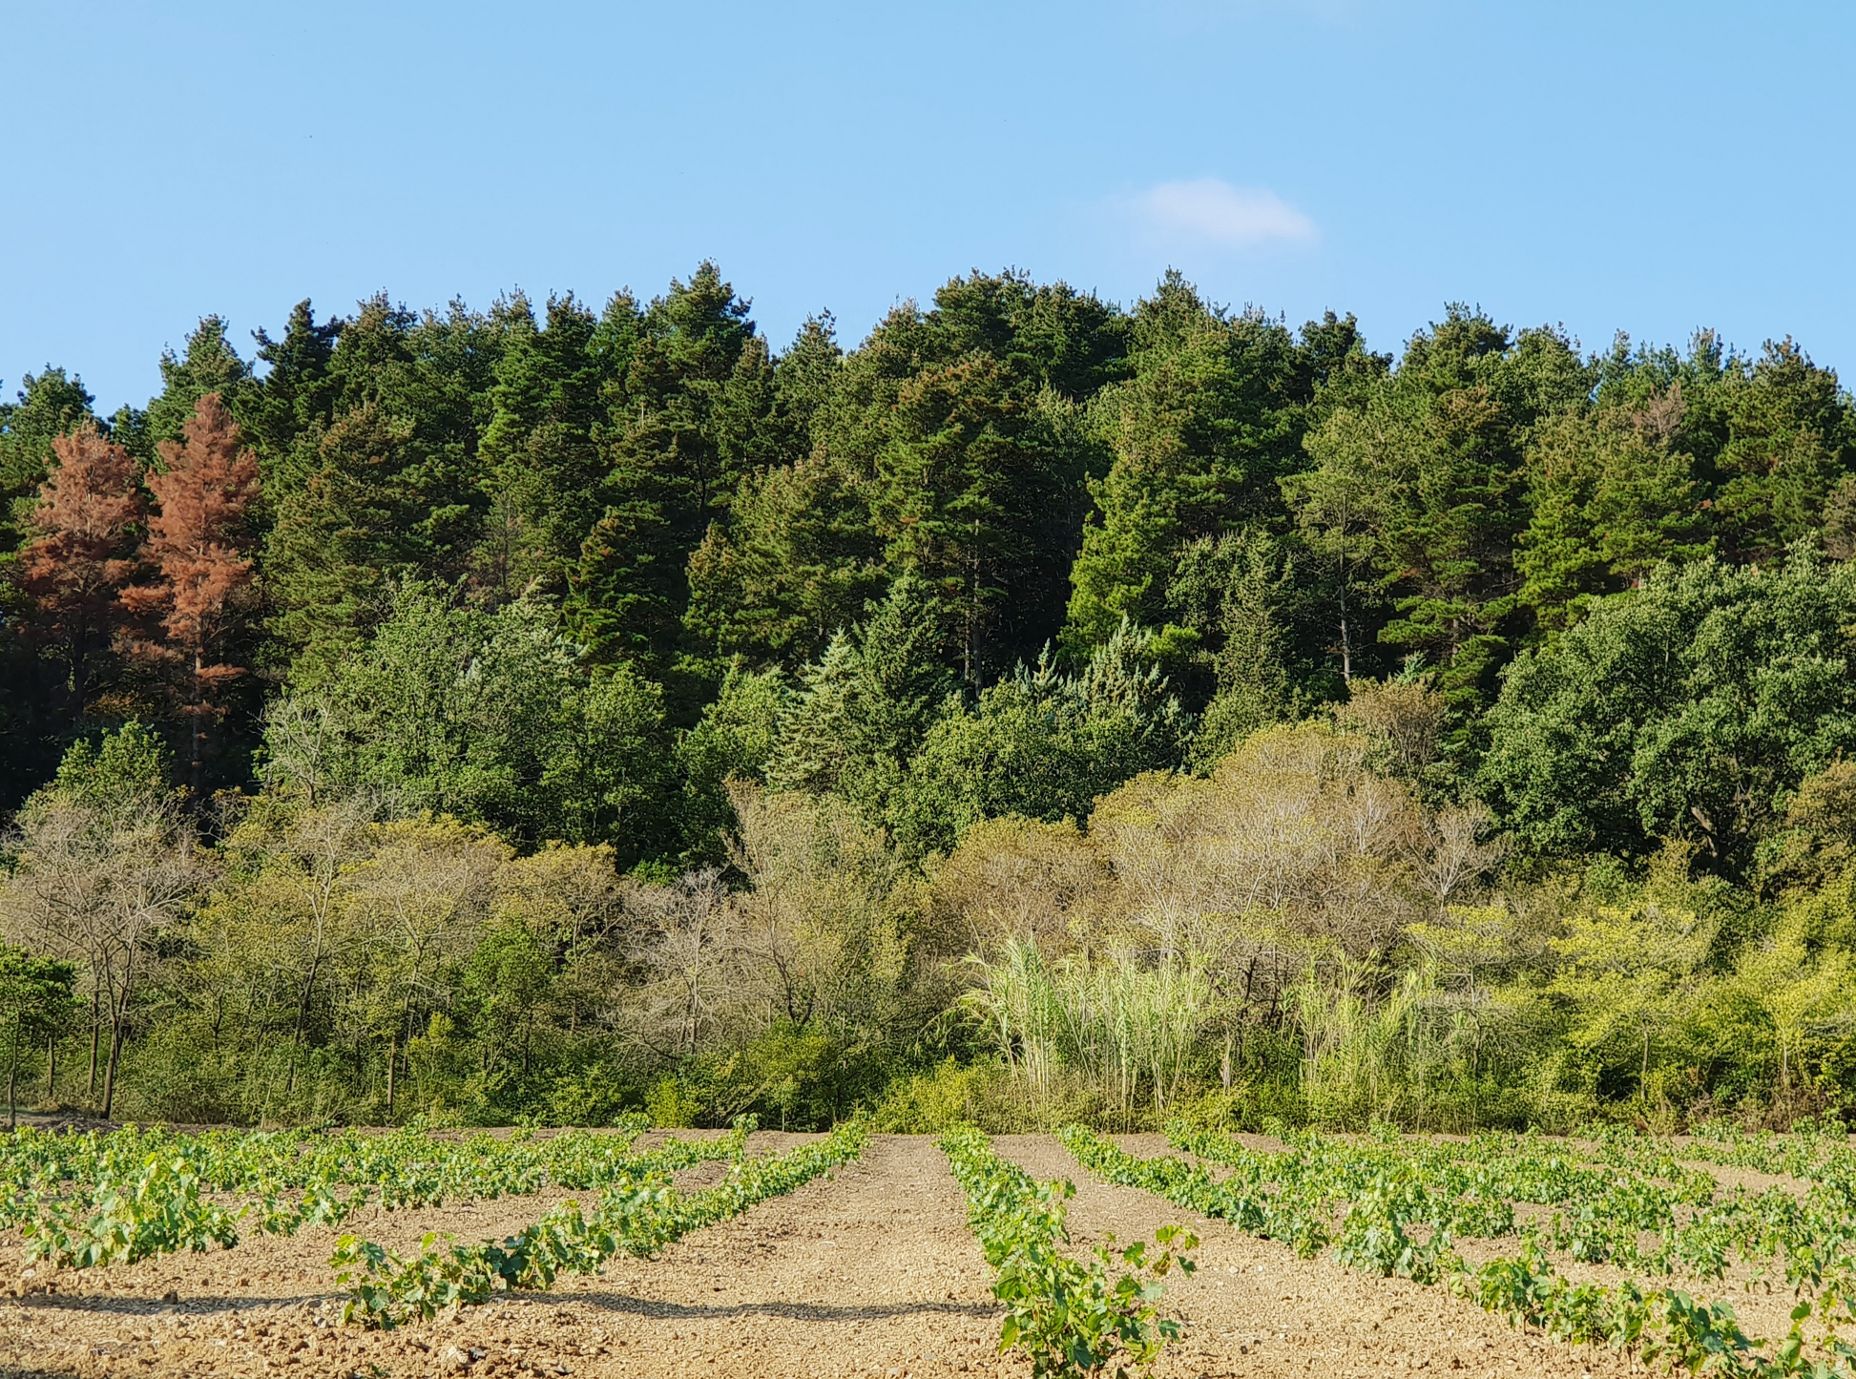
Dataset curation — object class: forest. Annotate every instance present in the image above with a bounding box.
[3,263,1855,1133]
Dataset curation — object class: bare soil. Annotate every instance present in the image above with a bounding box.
[0,1131,1801,1379]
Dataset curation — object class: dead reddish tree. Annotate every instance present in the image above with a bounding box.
[121,393,260,791]
[18,424,145,721]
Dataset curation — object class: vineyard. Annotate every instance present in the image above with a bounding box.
[3,1122,1856,1377]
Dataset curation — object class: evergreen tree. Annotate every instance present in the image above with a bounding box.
[1065,281,1306,651]
[121,394,261,790]
[764,572,957,816]
[263,402,425,683]
[765,632,860,797]
[1172,531,1328,762]
[142,316,254,457]
[571,264,774,677]
[846,570,960,782]
[0,368,97,557]
[767,313,844,461]
[1516,399,1710,633]
[476,293,607,600]
[17,424,145,723]
[244,300,342,482]
[872,353,1071,681]
[1709,338,1854,564]
[684,448,884,667]
[1288,308,1591,720]
[320,294,501,582]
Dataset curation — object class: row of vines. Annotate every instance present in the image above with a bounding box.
[11,1117,1856,1378]
[1058,1120,1856,1378]
[0,1116,866,1329]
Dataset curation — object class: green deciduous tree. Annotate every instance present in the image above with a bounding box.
[262,583,670,860]
[895,621,1189,857]
[1482,554,1856,870]
[1,725,201,1118]
[0,944,77,1125]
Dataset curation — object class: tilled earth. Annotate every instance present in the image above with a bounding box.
[0,1132,1795,1378]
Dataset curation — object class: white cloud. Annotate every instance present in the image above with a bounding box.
[1130,178,1317,250]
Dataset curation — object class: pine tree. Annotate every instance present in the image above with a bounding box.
[319,295,500,583]
[121,394,261,790]
[18,424,145,721]
[264,402,424,684]
[0,368,97,557]
[571,264,776,673]
[245,300,342,481]
[1288,308,1591,716]
[873,354,1072,682]
[765,631,860,796]
[142,317,253,457]
[767,313,843,462]
[1516,400,1710,634]
[614,261,765,546]
[476,293,606,600]
[1709,338,1855,564]
[1065,291,1305,651]
[684,448,884,667]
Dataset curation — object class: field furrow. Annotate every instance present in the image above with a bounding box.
[0,1133,1005,1379]
[992,1133,1644,1379]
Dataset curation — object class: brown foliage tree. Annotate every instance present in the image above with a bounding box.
[121,393,260,789]
[18,424,145,720]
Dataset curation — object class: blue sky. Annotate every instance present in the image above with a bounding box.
[3,1,1850,411]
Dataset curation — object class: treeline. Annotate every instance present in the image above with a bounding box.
[2,265,1855,1131]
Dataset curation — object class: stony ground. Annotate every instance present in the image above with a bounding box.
[0,1132,1802,1379]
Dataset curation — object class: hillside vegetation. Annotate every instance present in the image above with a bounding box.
[3,266,1855,1131]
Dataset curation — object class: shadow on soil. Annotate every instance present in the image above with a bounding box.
[522,1293,999,1323]
[5,1292,324,1316]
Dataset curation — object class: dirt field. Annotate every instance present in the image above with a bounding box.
[0,1131,1788,1379]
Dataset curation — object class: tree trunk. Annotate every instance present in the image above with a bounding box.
[1338,549,1353,684]
[86,989,99,1098]
[100,949,136,1120]
[286,953,324,1099]
[101,1014,126,1119]
[7,1019,20,1129]
[385,1034,397,1118]
[190,650,206,795]
[70,618,91,726]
